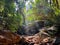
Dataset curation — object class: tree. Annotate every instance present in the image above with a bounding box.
[15,0,26,25]
[0,0,21,32]
[47,0,60,25]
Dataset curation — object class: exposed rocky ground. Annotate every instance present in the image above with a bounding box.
[0,25,60,45]
[0,30,21,45]
[0,21,60,45]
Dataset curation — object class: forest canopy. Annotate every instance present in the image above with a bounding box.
[0,0,60,32]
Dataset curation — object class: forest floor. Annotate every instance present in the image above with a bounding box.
[0,26,60,45]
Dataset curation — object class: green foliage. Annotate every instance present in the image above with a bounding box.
[0,0,60,32]
[0,0,21,32]
[47,0,60,25]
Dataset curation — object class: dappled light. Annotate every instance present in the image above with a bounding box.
[0,0,60,45]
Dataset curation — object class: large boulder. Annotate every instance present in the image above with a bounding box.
[17,20,44,36]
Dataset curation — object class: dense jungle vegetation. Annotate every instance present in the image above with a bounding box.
[0,0,60,34]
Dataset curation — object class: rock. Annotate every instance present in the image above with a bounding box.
[17,25,26,35]
[17,20,44,36]
[23,34,41,45]
[0,30,21,45]
[32,35,40,44]
[54,37,60,45]
[34,44,39,45]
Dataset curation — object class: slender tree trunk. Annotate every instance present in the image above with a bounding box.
[56,0,59,9]
[50,0,52,6]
